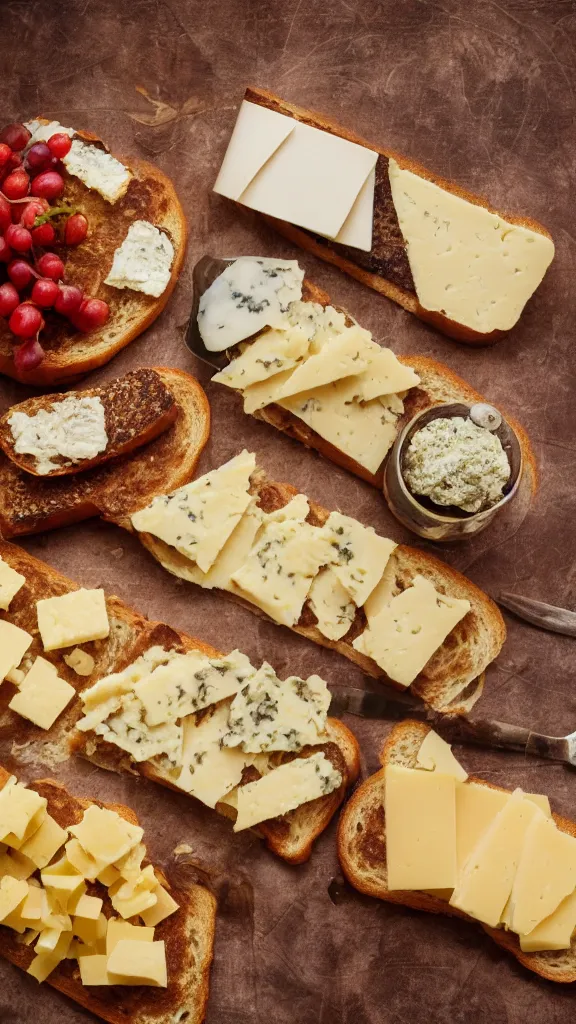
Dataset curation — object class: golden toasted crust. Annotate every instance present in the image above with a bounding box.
[0,124,187,386]
[337,720,576,983]
[0,539,359,865]
[0,768,216,1024]
[242,88,552,346]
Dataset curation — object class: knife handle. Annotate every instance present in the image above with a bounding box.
[434,715,569,764]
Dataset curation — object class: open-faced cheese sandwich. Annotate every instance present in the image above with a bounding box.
[0,367,210,537]
[213,88,554,345]
[0,118,186,386]
[128,450,506,715]
[338,720,576,982]
[0,540,359,864]
[196,256,536,492]
[0,767,215,1023]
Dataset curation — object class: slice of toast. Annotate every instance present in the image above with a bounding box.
[0,123,187,386]
[0,540,360,864]
[227,277,537,492]
[0,368,178,477]
[237,88,553,346]
[0,767,216,1024]
[337,720,576,983]
[0,367,210,537]
[134,468,506,715]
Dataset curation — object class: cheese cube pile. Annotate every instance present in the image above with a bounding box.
[0,776,179,987]
[385,730,576,952]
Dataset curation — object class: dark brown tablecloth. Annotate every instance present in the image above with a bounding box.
[1,1,575,1020]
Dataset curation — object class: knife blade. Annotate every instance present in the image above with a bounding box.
[498,592,576,638]
[185,255,239,371]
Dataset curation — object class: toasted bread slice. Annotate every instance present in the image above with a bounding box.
[239,88,553,346]
[0,367,209,537]
[135,467,506,715]
[0,124,187,387]
[0,540,360,864]
[0,368,178,477]
[338,720,576,983]
[224,277,537,493]
[0,767,216,1024]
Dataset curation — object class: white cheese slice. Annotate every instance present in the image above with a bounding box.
[332,166,376,251]
[416,730,468,782]
[230,519,333,626]
[363,559,399,622]
[62,139,131,203]
[323,510,397,607]
[131,450,255,573]
[213,100,295,200]
[80,690,183,764]
[348,346,420,402]
[234,752,342,831]
[510,813,576,935]
[388,158,555,334]
[36,588,110,651]
[307,567,356,641]
[182,500,264,591]
[104,220,174,298]
[176,702,253,808]
[243,368,296,414]
[223,663,331,752]
[353,575,470,687]
[212,325,309,391]
[197,257,304,352]
[0,557,25,611]
[133,649,253,727]
[272,326,372,400]
[0,621,33,682]
[235,110,378,239]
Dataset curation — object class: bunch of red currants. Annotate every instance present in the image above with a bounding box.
[0,121,110,372]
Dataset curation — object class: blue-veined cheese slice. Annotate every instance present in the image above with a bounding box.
[133,649,254,727]
[131,450,255,573]
[223,663,331,752]
[307,567,356,641]
[197,257,304,352]
[234,752,342,831]
[176,702,254,808]
[177,500,264,591]
[322,510,397,607]
[212,325,310,390]
[272,326,372,400]
[353,575,470,686]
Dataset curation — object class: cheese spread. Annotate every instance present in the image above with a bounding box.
[402,416,511,513]
[8,396,108,476]
[62,139,132,203]
[105,220,174,297]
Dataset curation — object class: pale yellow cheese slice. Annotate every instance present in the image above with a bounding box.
[107,938,167,987]
[9,656,75,730]
[349,346,420,402]
[0,557,25,611]
[307,567,356,641]
[212,325,310,390]
[176,702,253,808]
[272,326,371,399]
[520,890,576,952]
[416,730,468,782]
[0,621,33,683]
[510,813,576,935]
[385,764,457,890]
[322,510,396,606]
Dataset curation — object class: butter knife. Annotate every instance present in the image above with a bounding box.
[185,255,238,371]
[498,593,576,638]
[329,687,576,765]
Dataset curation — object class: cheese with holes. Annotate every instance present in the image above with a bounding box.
[213,325,310,390]
[353,575,470,686]
[520,890,576,952]
[323,511,396,606]
[36,589,110,650]
[20,815,67,870]
[0,557,25,610]
[140,885,179,927]
[176,702,253,807]
[231,518,333,626]
[450,791,542,926]
[0,621,33,682]
[510,813,576,935]
[234,752,342,831]
[9,656,75,730]
[385,765,457,890]
[416,730,468,782]
[272,326,371,399]
[307,567,356,641]
[197,257,304,351]
[223,663,330,752]
[63,139,131,203]
[69,806,142,869]
[107,938,167,987]
[388,158,554,334]
[131,450,255,572]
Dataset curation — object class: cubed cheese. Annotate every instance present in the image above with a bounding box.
[79,953,112,986]
[20,814,67,869]
[107,938,167,987]
[105,918,154,953]
[234,752,342,831]
[0,621,33,682]
[36,589,110,650]
[0,876,28,922]
[140,885,179,927]
[9,656,76,730]
[0,779,47,845]
[104,220,174,297]
[0,557,25,610]
[68,806,143,869]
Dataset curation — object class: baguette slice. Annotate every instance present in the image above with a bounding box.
[134,468,506,715]
[0,368,178,477]
[0,367,210,537]
[0,768,216,1024]
[237,278,537,491]
[338,720,576,983]
[0,122,187,386]
[0,539,360,864]
[238,87,553,346]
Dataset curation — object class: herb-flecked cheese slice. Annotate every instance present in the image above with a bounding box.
[323,511,397,607]
[307,567,356,641]
[233,752,342,831]
[176,702,254,808]
[212,325,310,390]
[223,663,331,752]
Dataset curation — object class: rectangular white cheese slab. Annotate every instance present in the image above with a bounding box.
[214,100,295,200]
[333,166,376,250]
[63,139,132,203]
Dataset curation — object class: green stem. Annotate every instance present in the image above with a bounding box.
[34,205,77,227]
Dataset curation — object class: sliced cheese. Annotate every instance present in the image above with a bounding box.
[388,157,555,334]
[272,326,371,400]
[170,501,264,592]
[363,560,399,621]
[212,325,310,390]
[385,764,457,890]
[20,814,67,869]
[140,885,179,927]
[234,752,342,831]
[9,656,75,730]
[69,806,142,869]
[455,783,552,876]
[322,510,396,606]
[353,575,470,687]
[0,780,46,845]
[36,589,110,650]
[107,938,167,987]
[223,664,331,753]
[133,648,253,727]
[0,557,25,611]
[349,346,420,402]
[0,621,33,682]
[176,702,253,808]
[131,450,255,572]
[243,368,296,414]
[79,953,112,986]
[416,730,468,782]
[214,100,295,201]
[510,813,576,935]
[307,567,356,641]
[332,166,376,250]
[0,876,29,921]
[520,890,576,952]
[449,791,542,927]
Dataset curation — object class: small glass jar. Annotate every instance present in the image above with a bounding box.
[383,402,523,542]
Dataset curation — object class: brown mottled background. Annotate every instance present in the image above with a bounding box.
[1,0,576,1020]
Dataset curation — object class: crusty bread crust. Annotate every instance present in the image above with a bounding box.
[338,720,576,983]
[242,87,552,346]
[134,469,506,715]
[0,124,187,386]
[0,768,216,1024]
